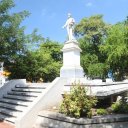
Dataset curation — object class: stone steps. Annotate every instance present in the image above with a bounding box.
[15,85,46,89]
[0,102,27,112]
[7,91,38,97]
[0,107,22,117]
[0,113,16,123]
[11,88,43,93]
[0,84,46,124]
[0,98,31,106]
[3,94,36,102]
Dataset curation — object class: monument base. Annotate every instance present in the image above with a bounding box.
[60,66,84,78]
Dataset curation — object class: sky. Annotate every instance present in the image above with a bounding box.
[12,0,128,43]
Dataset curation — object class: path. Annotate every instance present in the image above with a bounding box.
[0,121,15,128]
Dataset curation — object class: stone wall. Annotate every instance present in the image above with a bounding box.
[34,110,128,128]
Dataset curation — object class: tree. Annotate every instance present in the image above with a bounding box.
[36,39,62,82]
[100,21,128,80]
[0,0,29,66]
[74,15,110,78]
[9,38,62,82]
[26,39,62,82]
[25,28,44,51]
[0,0,62,82]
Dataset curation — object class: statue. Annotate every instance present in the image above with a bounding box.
[108,70,114,81]
[62,13,75,41]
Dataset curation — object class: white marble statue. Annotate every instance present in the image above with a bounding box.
[62,13,75,41]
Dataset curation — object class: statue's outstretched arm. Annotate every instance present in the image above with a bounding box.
[62,23,67,28]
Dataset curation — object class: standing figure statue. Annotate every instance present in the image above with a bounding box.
[62,13,75,41]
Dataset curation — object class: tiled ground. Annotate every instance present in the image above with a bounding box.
[0,121,15,128]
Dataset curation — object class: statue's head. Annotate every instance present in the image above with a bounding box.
[68,13,72,18]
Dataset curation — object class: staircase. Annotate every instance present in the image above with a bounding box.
[0,78,68,128]
[0,84,47,124]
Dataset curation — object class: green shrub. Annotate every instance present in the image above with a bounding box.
[111,97,128,113]
[59,82,97,118]
[97,108,108,115]
[88,63,109,79]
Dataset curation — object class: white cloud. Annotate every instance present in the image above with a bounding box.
[86,2,93,7]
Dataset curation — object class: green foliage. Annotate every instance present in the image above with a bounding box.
[1,0,128,82]
[100,22,128,80]
[40,38,62,62]
[0,0,62,82]
[97,108,108,115]
[0,0,14,13]
[59,83,97,118]
[25,29,44,50]
[75,15,128,80]
[100,24,127,63]
[0,0,30,64]
[81,53,98,75]
[75,15,109,46]
[9,39,62,82]
[75,15,109,78]
[88,63,109,79]
[111,98,128,113]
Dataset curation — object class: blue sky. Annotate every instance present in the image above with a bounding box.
[13,0,128,43]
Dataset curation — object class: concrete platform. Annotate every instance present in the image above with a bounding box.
[34,110,128,128]
[64,80,128,98]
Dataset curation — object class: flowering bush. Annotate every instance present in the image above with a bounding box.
[59,82,97,118]
[2,71,11,77]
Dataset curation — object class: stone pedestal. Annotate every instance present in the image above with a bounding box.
[106,78,113,83]
[60,40,84,78]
